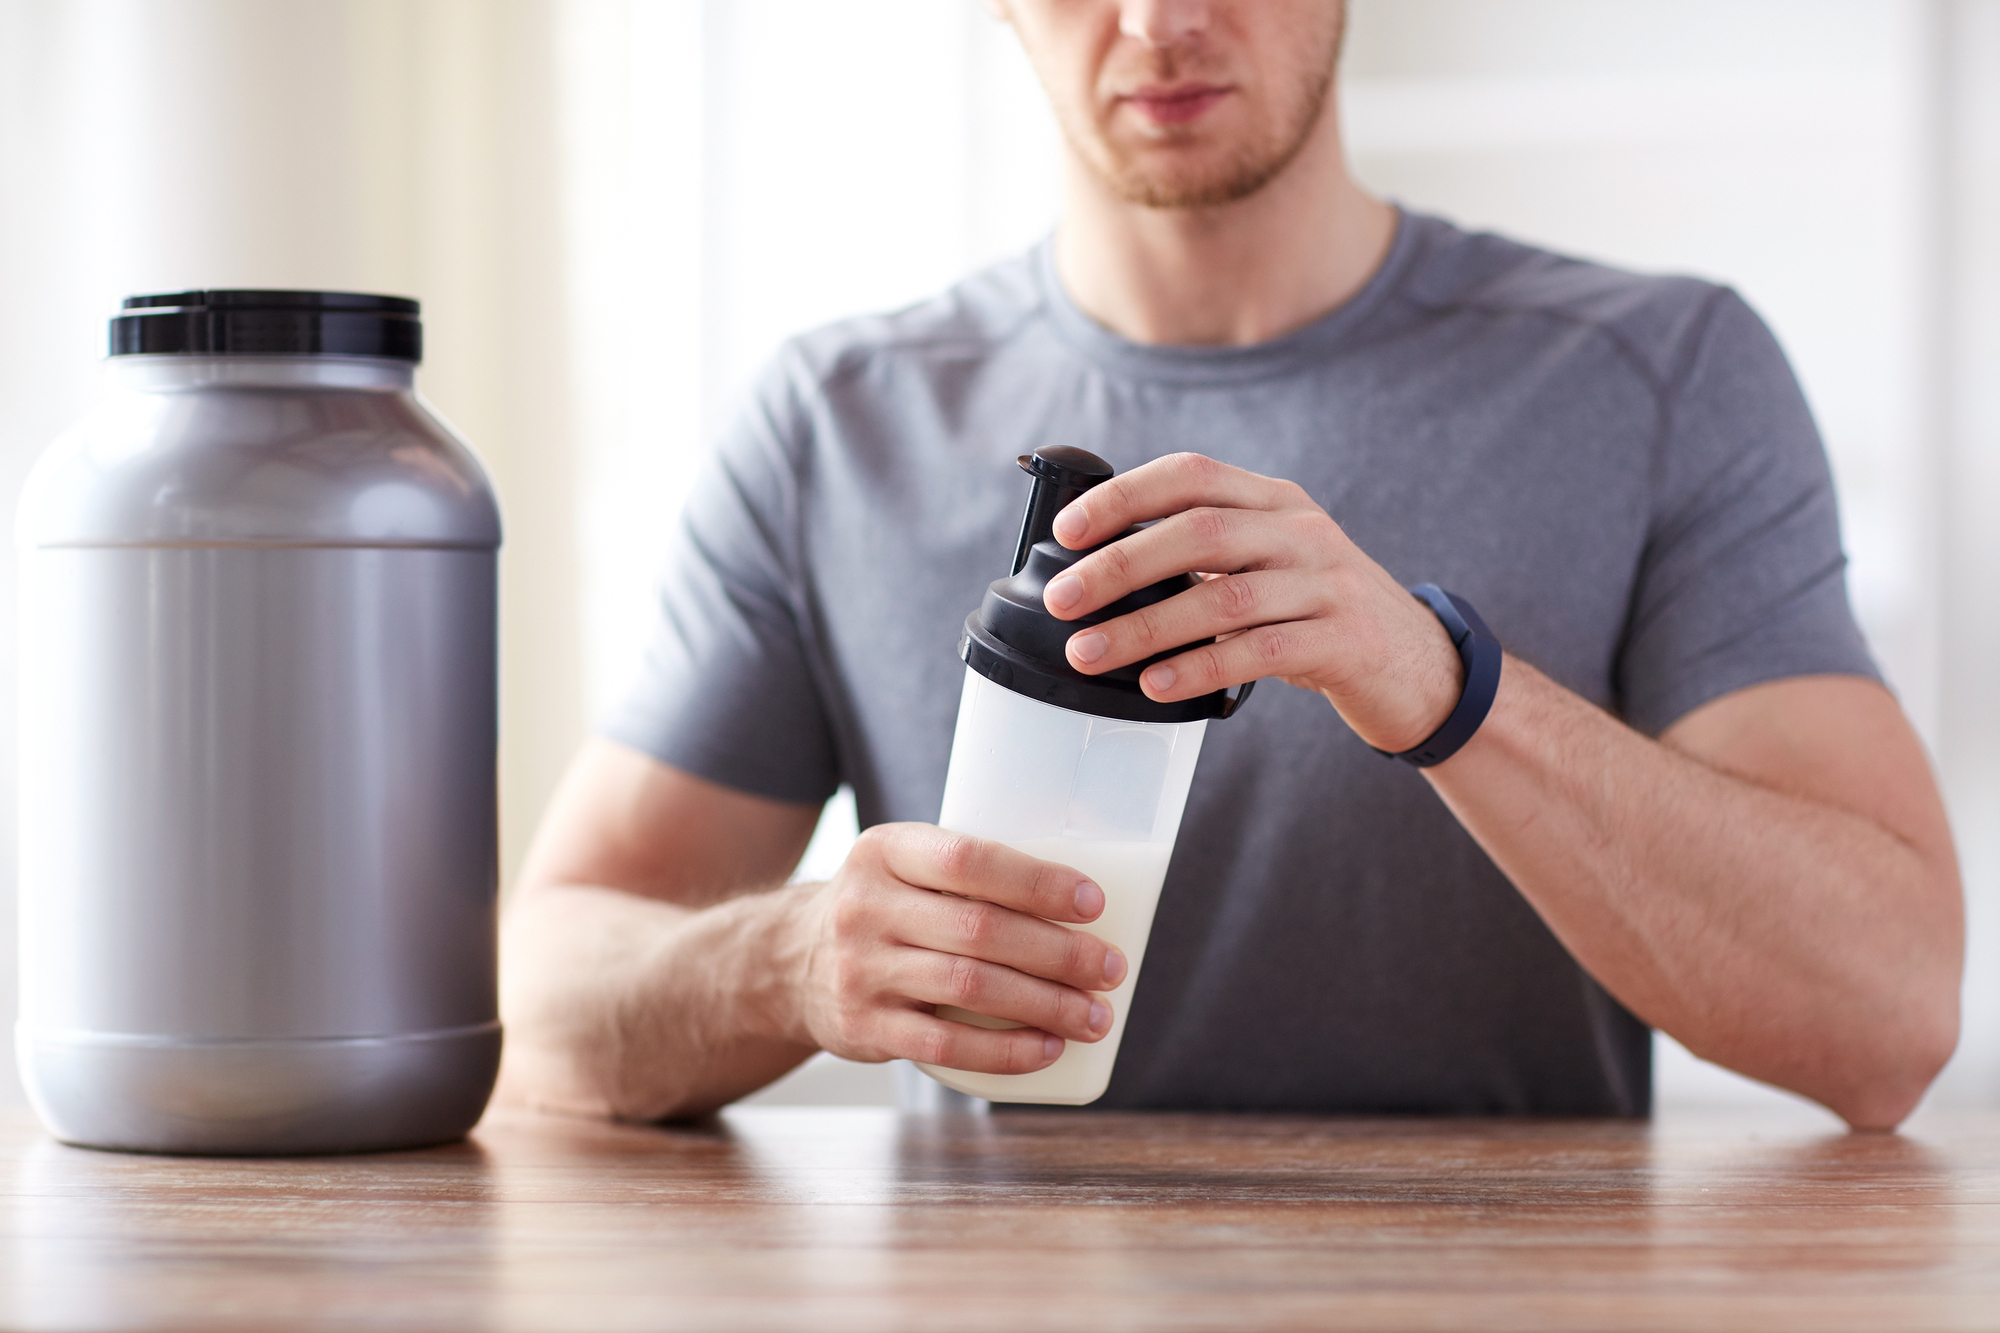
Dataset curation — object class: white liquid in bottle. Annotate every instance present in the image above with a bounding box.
[920,837,1175,1105]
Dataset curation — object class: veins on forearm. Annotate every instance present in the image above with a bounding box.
[501,880,813,1122]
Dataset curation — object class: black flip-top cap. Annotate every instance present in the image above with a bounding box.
[962,445,1252,724]
[110,289,422,361]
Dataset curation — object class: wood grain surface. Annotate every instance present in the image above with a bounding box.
[0,1104,1995,1332]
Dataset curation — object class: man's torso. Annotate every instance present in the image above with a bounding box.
[612,210,1875,1114]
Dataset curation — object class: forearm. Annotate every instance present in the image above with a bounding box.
[495,881,818,1122]
[1427,659,1962,1128]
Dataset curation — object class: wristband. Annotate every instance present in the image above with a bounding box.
[1374,583,1503,768]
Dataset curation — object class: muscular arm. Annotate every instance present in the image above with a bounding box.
[1047,452,1964,1130]
[1431,667,1961,1130]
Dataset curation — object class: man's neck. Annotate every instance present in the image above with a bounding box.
[1052,106,1396,348]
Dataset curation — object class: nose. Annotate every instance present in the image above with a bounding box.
[1118,0,1211,47]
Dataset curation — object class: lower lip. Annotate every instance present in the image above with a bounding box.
[1123,89,1229,126]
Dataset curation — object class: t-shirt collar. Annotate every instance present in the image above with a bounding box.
[1034,204,1426,386]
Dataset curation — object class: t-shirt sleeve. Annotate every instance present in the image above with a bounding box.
[599,366,841,806]
[1616,288,1881,735]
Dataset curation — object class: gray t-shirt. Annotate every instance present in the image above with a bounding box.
[606,209,1878,1116]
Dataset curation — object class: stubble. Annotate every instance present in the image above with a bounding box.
[1065,8,1346,211]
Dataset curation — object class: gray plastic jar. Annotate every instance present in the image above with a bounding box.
[15,291,502,1154]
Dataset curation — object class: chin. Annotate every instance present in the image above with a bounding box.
[1085,113,1305,210]
[1103,155,1290,210]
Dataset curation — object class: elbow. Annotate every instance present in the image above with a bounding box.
[1828,879,1966,1132]
[1827,991,1960,1133]
[493,999,700,1124]
[492,977,637,1124]
[496,899,672,1123]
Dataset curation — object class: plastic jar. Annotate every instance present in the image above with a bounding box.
[15,290,503,1153]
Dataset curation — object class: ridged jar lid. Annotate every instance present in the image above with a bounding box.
[110,290,422,362]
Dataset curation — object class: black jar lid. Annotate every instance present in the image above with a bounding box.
[110,290,422,362]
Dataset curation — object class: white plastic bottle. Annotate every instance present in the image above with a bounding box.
[917,447,1252,1105]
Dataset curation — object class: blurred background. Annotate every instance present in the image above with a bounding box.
[0,0,1994,1116]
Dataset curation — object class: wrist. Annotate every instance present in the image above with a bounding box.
[1338,596,1463,754]
[714,880,822,1049]
[1400,608,1468,750]
[1373,584,1504,767]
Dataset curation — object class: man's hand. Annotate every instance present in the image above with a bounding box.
[781,823,1127,1073]
[1040,452,1460,752]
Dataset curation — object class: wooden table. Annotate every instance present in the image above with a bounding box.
[0,1104,1995,1332]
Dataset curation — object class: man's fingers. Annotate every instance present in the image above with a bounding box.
[876,1009,1065,1075]
[1051,452,1298,550]
[862,824,1105,923]
[1138,621,1338,702]
[895,888,1127,992]
[1064,569,1322,676]
[892,947,1112,1042]
[1044,505,1298,621]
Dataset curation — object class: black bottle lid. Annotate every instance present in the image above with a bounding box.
[109,290,422,362]
[961,446,1252,724]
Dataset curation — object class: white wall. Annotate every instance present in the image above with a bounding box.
[1935,0,2000,1115]
[561,0,1061,720]
[0,0,1992,1117]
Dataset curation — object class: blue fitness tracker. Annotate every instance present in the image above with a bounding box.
[1376,583,1503,768]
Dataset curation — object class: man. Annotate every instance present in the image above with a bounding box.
[496,0,1962,1129]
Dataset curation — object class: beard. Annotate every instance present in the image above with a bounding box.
[1060,12,1345,211]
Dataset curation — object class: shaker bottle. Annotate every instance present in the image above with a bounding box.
[918,446,1252,1104]
[16,290,502,1154]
